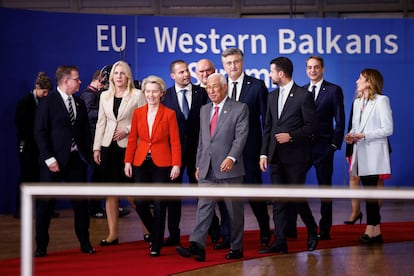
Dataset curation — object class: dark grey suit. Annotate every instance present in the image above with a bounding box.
[190,98,249,251]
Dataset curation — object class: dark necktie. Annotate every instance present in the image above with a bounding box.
[68,97,76,149]
[180,89,189,119]
[311,85,317,100]
[210,106,219,136]
[231,82,238,100]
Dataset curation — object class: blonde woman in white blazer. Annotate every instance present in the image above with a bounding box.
[93,60,146,246]
[345,68,393,244]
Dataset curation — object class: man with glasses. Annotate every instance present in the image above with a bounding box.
[34,65,95,257]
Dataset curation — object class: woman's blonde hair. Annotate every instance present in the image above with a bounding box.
[361,68,384,100]
[106,60,135,99]
[141,75,166,99]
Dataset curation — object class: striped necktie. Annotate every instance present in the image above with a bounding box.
[68,97,77,150]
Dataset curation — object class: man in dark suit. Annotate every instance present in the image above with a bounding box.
[176,73,249,261]
[14,72,53,218]
[221,47,271,248]
[301,56,345,240]
[162,60,209,246]
[259,57,318,254]
[34,65,95,257]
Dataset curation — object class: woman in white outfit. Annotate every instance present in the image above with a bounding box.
[345,68,393,244]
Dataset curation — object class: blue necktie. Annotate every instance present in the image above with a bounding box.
[180,89,189,119]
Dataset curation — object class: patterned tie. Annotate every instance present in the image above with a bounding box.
[210,106,219,136]
[180,89,189,119]
[67,97,76,149]
[311,85,317,100]
[231,82,238,100]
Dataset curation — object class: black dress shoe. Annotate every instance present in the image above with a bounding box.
[214,240,230,250]
[225,249,243,259]
[81,243,96,254]
[176,242,206,262]
[34,249,47,257]
[164,237,180,246]
[258,243,288,254]
[307,236,319,251]
[118,207,131,218]
[150,250,160,257]
[100,238,119,246]
[318,233,331,240]
[260,235,271,247]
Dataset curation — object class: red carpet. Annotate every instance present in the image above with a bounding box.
[1,222,414,275]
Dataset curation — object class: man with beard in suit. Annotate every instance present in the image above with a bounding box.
[259,57,318,254]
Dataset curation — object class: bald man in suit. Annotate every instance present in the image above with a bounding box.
[176,73,249,261]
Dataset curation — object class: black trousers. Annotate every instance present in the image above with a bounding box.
[286,143,335,236]
[36,152,90,250]
[269,161,317,248]
[361,175,381,225]
[133,159,171,252]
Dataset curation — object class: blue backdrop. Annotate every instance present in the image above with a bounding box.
[1,8,412,213]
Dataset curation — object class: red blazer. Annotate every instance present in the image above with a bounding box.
[125,103,181,167]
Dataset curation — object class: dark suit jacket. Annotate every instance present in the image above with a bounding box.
[124,104,181,167]
[237,75,268,164]
[14,92,40,181]
[261,83,316,164]
[15,92,37,155]
[163,84,208,167]
[79,86,101,140]
[196,98,249,180]
[34,90,92,168]
[303,80,345,149]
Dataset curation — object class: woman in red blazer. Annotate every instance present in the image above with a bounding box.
[125,75,181,257]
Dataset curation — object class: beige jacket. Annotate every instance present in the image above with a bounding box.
[93,88,145,150]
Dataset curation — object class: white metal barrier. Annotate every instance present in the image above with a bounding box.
[21,183,414,276]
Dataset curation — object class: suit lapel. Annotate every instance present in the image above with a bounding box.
[279,86,295,120]
[213,98,231,136]
[117,92,131,120]
[315,82,328,105]
[238,76,251,102]
[358,98,376,132]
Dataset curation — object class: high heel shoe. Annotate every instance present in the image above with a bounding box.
[100,238,119,246]
[344,213,363,224]
[143,234,151,243]
[359,234,383,244]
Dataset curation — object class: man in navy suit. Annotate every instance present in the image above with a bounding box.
[221,47,271,248]
[286,56,345,240]
[304,55,345,239]
[162,60,209,246]
[259,57,318,254]
[34,65,94,257]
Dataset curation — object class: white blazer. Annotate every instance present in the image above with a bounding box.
[349,94,393,176]
[93,88,145,150]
